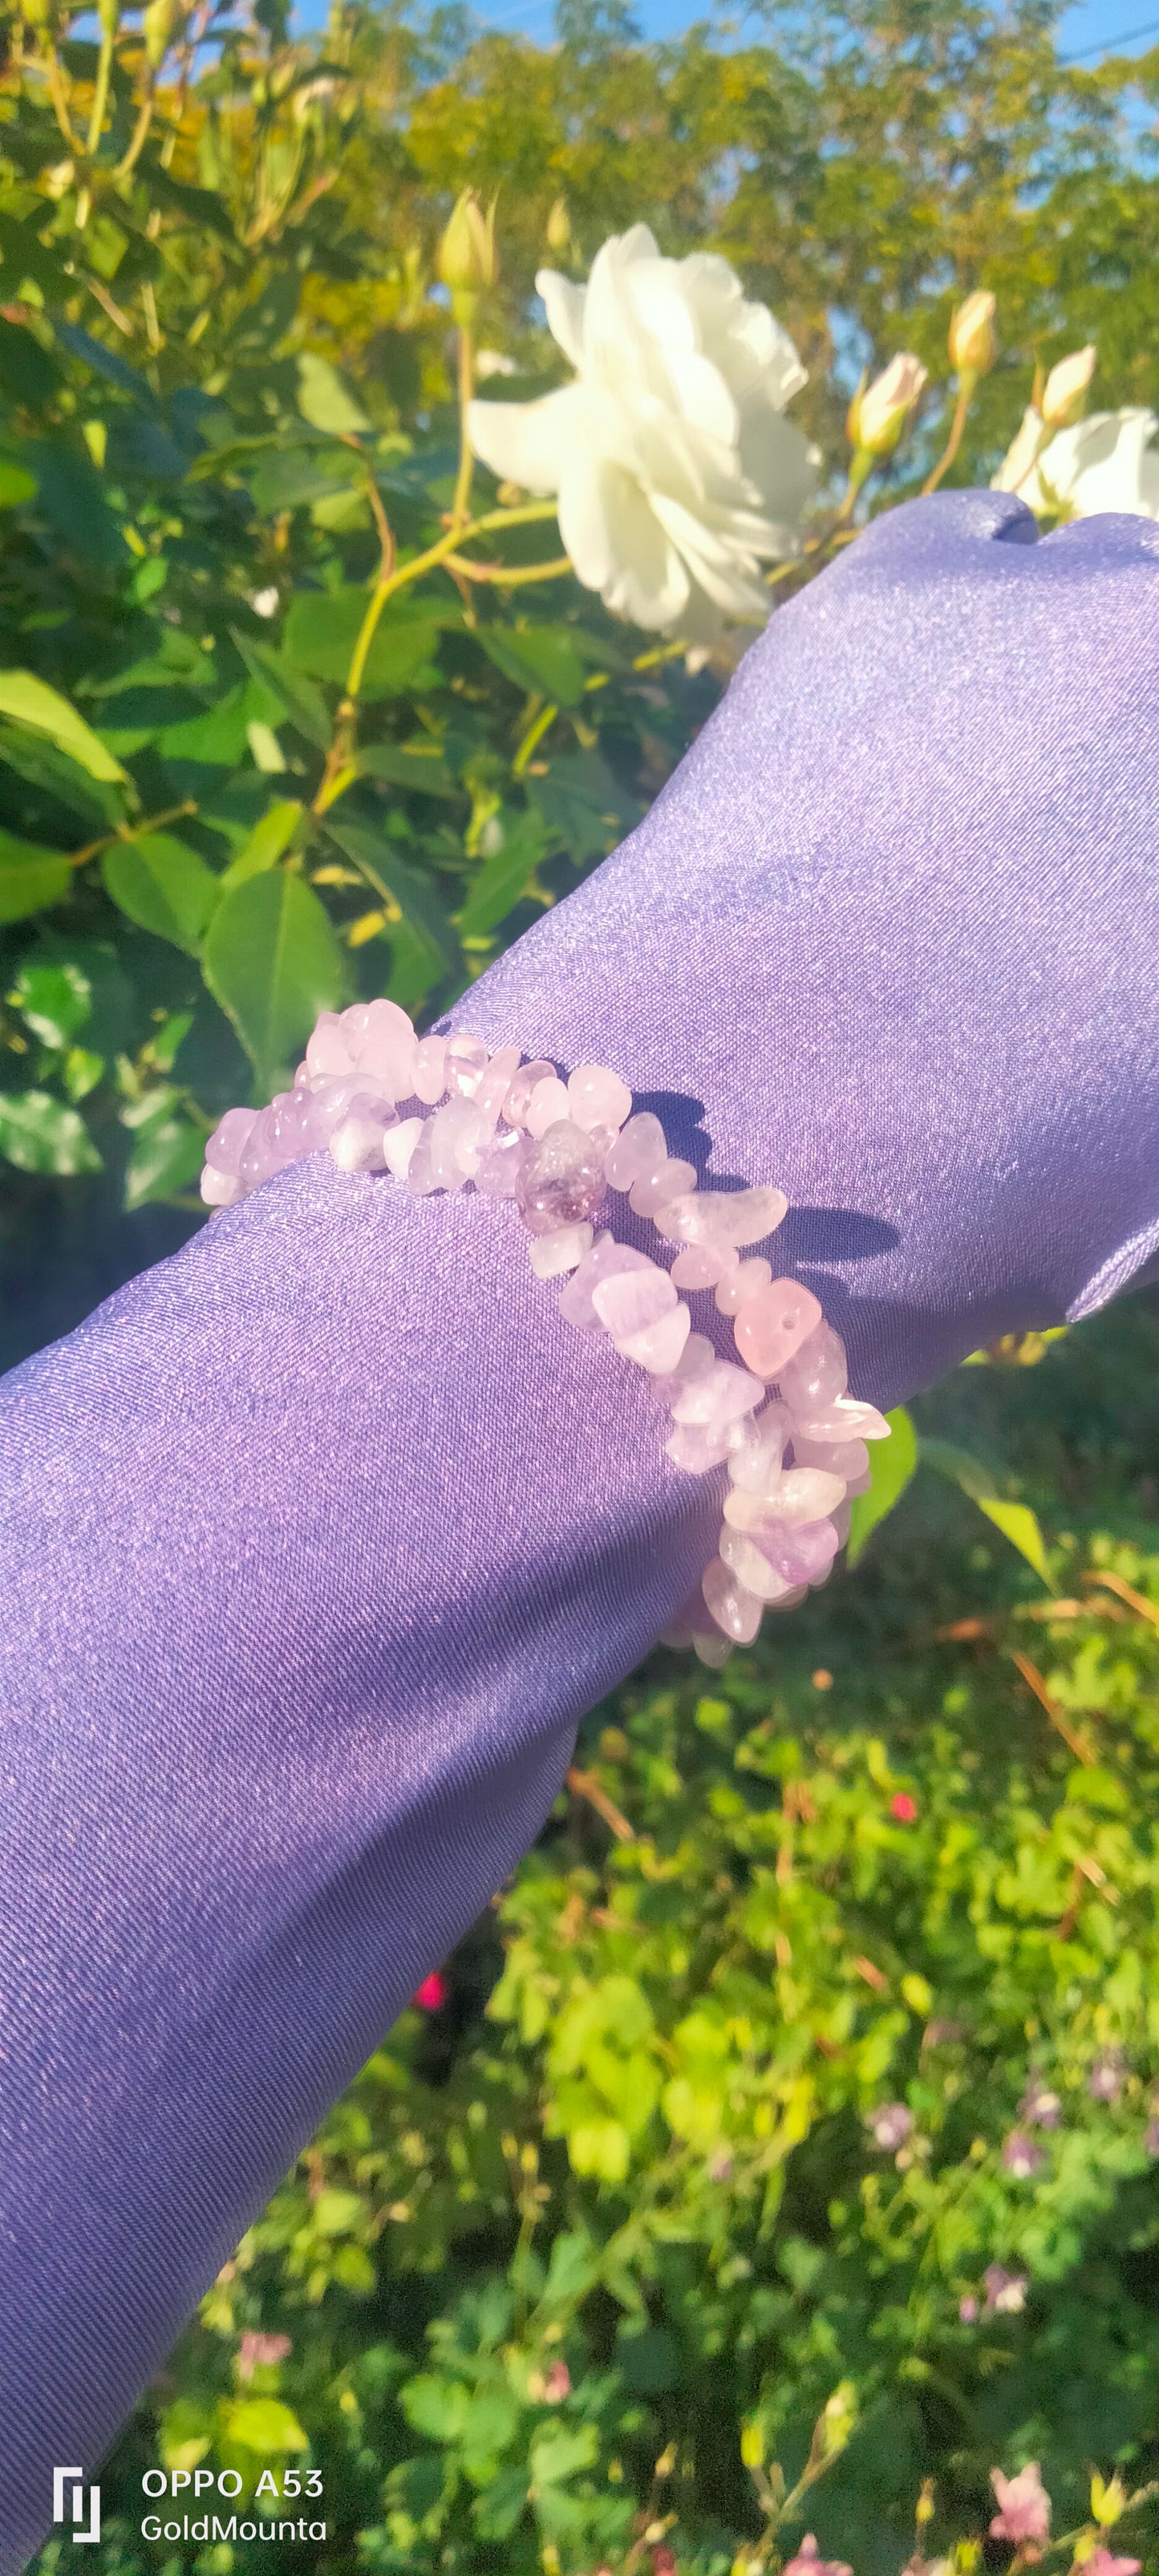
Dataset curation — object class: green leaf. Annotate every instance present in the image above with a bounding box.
[296,351,371,436]
[355,743,458,798]
[400,2375,472,2444]
[0,720,121,827]
[919,1436,999,1502]
[457,807,550,937]
[230,630,331,753]
[0,459,36,508]
[219,799,304,893]
[202,868,345,1082]
[0,1089,101,1174]
[221,2397,309,2455]
[479,626,588,708]
[846,1406,918,1567]
[323,815,458,1001]
[27,441,128,569]
[124,1105,206,1210]
[0,314,61,410]
[159,677,282,766]
[976,1498,1054,1587]
[0,827,72,923]
[527,750,638,862]
[102,834,220,955]
[8,959,91,1047]
[283,590,439,700]
[0,670,127,784]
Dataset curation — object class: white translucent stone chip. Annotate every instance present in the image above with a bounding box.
[557,1235,654,1330]
[605,1111,666,1191]
[792,1434,869,1480]
[201,1163,241,1207]
[702,1556,763,1644]
[592,1264,674,1339]
[617,1301,691,1375]
[567,1064,632,1134]
[790,1396,891,1442]
[719,1528,799,1601]
[654,1185,788,1249]
[525,1076,571,1138]
[329,1113,392,1174]
[646,1330,715,1409]
[412,1033,448,1105]
[671,1359,764,1427]
[716,1256,772,1316]
[693,1633,733,1669]
[382,1117,423,1179]
[723,1467,846,1528]
[629,1158,696,1218]
[473,1044,521,1124]
[664,1420,734,1475]
[529,1223,594,1279]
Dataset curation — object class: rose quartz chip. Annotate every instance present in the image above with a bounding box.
[201,1163,241,1207]
[503,1059,555,1126]
[557,1235,654,1329]
[428,1099,480,1190]
[444,1031,488,1097]
[630,1158,696,1218]
[525,1076,571,1138]
[306,1010,354,1079]
[790,1396,891,1442]
[567,1064,632,1134]
[719,1529,798,1602]
[702,1556,762,1644]
[734,1278,824,1379]
[605,1111,666,1191]
[792,1434,869,1481]
[205,1105,258,1174]
[383,1117,423,1178]
[330,1110,394,1174]
[693,1633,733,1669]
[618,1302,691,1375]
[716,1256,772,1315]
[727,1403,792,1491]
[592,1264,675,1340]
[671,1242,734,1291]
[780,1321,849,1412]
[646,1329,715,1408]
[751,1517,841,1586]
[355,998,416,1097]
[473,1044,521,1124]
[475,1124,529,1198]
[724,1466,845,1530]
[654,1185,788,1249]
[529,1222,593,1279]
[664,1421,734,1475]
[671,1359,764,1428]
[412,1033,448,1105]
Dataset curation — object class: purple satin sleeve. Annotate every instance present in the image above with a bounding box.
[2,490,1158,2566]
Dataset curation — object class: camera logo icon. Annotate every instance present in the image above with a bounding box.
[52,2468,101,2546]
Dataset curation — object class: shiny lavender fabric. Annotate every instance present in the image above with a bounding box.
[2,489,1159,2567]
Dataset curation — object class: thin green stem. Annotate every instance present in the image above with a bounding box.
[452,324,475,528]
[443,551,572,588]
[85,30,114,156]
[922,376,974,497]
[68,797,197,869]
[513,701,557,773]
[115,76,156,181]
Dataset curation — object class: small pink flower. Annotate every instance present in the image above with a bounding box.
[542,2360,571,2402]
[413,1970,448,2011]
[867,2103,914,2150]
[958,2295,979,2323]
[651,2552,678,2576]
[1003,2130,1044,2179]
[1088,2050,1126,2103]
[783,2539,853,2576]
[891,1792,918,1822]
[707,2148,734,2182]
[1080,2551,1141,2576]
[237,2331,291,2381]
[983,2263,1028,2315]
[989,2463,1051,2547]
[1019,2079,1061,2129]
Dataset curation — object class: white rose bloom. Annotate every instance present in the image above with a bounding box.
[467,223,818,635]
[993,405,1159,521]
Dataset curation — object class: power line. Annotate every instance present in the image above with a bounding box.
[1060,13,1159,61]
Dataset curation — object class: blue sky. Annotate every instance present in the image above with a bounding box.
[401,0,1159,68]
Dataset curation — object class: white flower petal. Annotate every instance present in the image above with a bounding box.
[559,451,689,629]
[535,266,587,370]
[467,385,584,494]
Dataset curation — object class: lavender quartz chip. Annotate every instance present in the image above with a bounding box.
[515,1119,608,1238]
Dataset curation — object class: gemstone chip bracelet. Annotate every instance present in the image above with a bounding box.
[201,999,890,1665]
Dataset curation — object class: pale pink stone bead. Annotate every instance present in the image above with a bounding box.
[516,1119,606,1235]
[592,1265,675,1340]
[428,1100,480,1191]
[525,1076,571,1138]
[790,1396,891,1442]
[702,1556,762,1645]
[330,1110,395,1174]
[727,1403,792,1491]
[630,1158,696,1218]
[567,1064,632,1134]
[383,1117,423,1178]
[201,1163,241,1207]
[306,1010,355,1079]
[405,1122,437,1195]
[664,1420,734,1475]
[444,1031,488,1098]
[734,1278,824,1380]
[205,1104,258,1175]
[502,1059,555,1126]
[831,1498,853,1546]
[693,1633,733,1669]
[724,1466,846,1528]
[475,1125,530,1199]
[557,1235,654,1330]
[646,1329,715,1408]
[780,1320,849,1412]
[750,1517,840,1587]
[671,1359,764,1429]
[411,1033,448,1105]
[671,1242,734,1291]
[293,1059,312,1089]
[654,1186,788,1250]
[604,1110,666,1191]
[716,1256,772,1316]
[719,1528,799,1603]
[340,1002,373,1053]
[764,1585,808,1615]
[618,1302,691,1375]
[473,1044,522,1125]
[529,1222,593,1279]
[355,998,416,1098]
[792,1434,869,1480]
